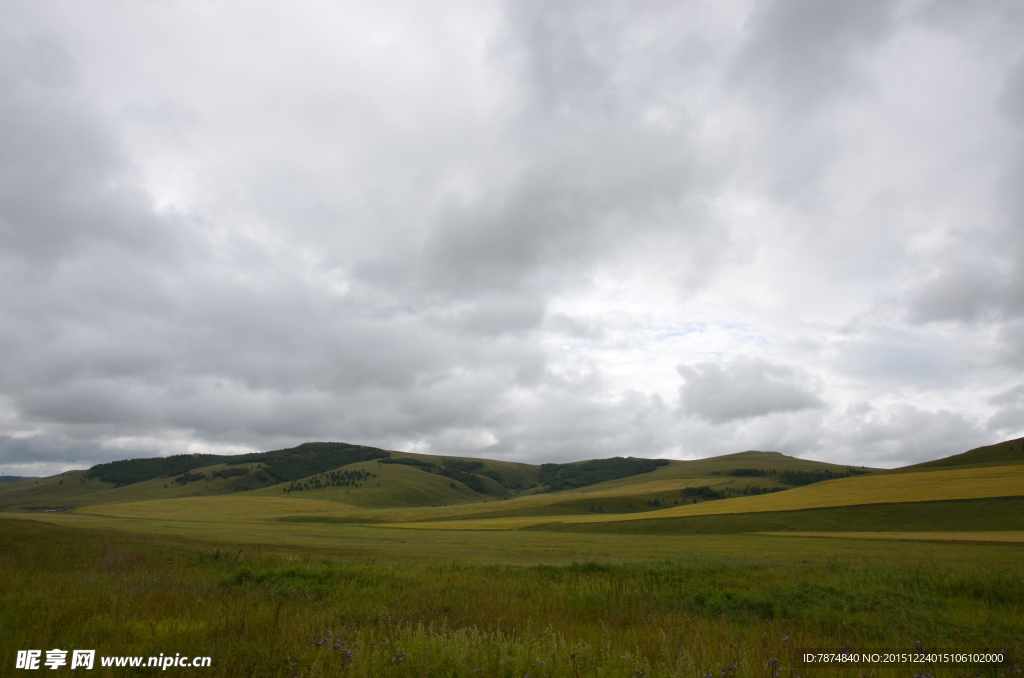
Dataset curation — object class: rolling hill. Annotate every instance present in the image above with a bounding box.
[0,441,880,513]
[895,436,1024,471]
[4,436,1022,543]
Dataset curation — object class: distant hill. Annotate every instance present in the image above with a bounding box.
[898,436,1024,471]
[11,437,1022,517]
[0,476,37,483]
[86,441,391,487]
[8,437,1024,540]
[0,441,878,512]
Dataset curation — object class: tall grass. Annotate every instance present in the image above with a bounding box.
[1,519,1021,677]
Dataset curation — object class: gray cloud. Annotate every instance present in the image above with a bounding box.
[900,12,1024,333]
[999,54,1024,129]
[0,434,125,474]
[830,328,963,388]
[0,1,1020,475]
[677,357,824,423]
[837,402,986,467]
[730,0,897,114]
[987,384,1024,434]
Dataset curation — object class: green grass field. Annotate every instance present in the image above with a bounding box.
[2,437,1023,676]
[2,517,1021,677]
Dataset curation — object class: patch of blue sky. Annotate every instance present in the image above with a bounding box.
[647,319,775,350]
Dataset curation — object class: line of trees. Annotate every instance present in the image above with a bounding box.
[285,469,376,493]
[539,458,669,492]
[714,467,869,486]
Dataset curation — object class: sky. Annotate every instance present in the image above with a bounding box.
[1,0,1023,476]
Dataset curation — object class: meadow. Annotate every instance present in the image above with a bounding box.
[2,517,1023,678]
[2,437,1023,676]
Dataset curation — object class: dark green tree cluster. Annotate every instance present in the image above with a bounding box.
[248,444,389,482]
[441,458,484,472]
[777,468,867,486]
[712,466,869,487]
[378,457,435,469]
[89,454,225,487]
[211,467,250,479]
[539,458,669,491]
[740,485,782,495]
[681,486,725,501]
[173,471,208,485]
[438,467,487,493]
[285,469,376,493]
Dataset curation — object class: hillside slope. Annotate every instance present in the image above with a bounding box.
[895,436,1024,472]
[9,439,1022,523]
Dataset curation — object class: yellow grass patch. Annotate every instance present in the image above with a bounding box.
[75,495,357,521]
[384,465,1024,530]
[71,464,1024,533]
[612,464,1024,521]
[762,531,1024,543]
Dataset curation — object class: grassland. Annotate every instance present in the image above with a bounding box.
[1,517,1021,678]
[2,438,1023,676]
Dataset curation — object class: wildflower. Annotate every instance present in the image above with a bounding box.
[391,653,405,664]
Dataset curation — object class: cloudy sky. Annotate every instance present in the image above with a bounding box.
[2,0,1023,476]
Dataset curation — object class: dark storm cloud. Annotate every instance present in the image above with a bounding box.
[0,434,123,471]
[677,357,824,423]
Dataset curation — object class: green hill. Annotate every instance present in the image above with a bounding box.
[896,436,1024,471]
[6,438,1021,520]
[0,443,545,510]
[85,441,391,486]
[0,470,116,510]
[0,444,868,513]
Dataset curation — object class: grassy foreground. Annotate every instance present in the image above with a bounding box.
[2,517,1022,678]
